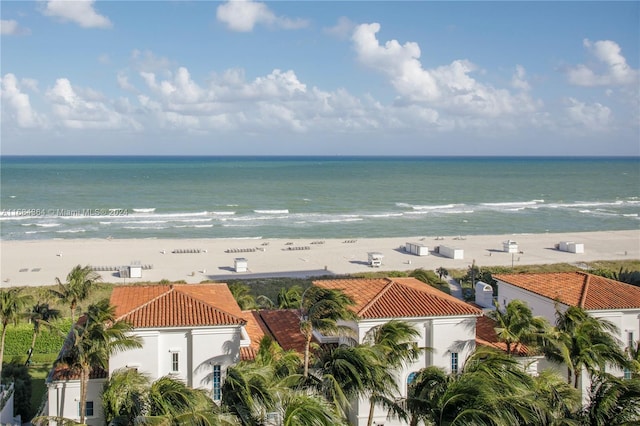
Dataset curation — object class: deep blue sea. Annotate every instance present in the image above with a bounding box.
[0,156,638,241]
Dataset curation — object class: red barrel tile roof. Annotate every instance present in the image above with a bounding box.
[493,272,640,310]
[313,277,482,319]
[111,284,246,328]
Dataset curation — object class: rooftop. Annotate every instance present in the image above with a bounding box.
[313,277,482,319]
[111,283,246,328]
[493,272,640,310]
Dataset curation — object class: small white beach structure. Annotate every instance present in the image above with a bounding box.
[439,245,464,260]
[234,258,248,273]
[502,240,519,253]
[558,241,584,254]
[368,252,384,267]
[405,242,429,256]
[475,281,495,308]
[129,263,143,278]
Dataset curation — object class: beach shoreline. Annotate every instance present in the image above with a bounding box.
[1,230,638,287]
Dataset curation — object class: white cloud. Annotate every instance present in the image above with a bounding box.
[511,65,531,91]
[565,97,612,131]
[0,73,44,128]
[46,78,140,129]
[568,39,638,86]
[130,49,172,73]
[216,0,308,32]
[117,72,136,92]
[1,19,30,35]
[324,17,356,39]
[351,23,539,118]
[42,0,112,29]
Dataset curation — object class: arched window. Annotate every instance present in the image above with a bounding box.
[406,371,419,396]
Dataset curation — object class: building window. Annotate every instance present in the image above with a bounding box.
[624,368,632,380]
[171,352,179,373]
[77,401,94,417]
[212,365,221,401]
[628,331,634,349]
[451,352,459,374]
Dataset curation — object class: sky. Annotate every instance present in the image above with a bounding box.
[1,1,639,156]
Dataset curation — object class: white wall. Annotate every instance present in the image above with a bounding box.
[46,378,106,426]
[349,315,477,426]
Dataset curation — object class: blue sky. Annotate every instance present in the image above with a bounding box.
[1,1,638,156]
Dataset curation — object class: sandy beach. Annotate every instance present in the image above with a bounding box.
[1,230,638,287]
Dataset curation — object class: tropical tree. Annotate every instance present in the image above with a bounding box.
[627,339,640,379]
[436,267,449,280]
[544,306,629,388]
[310,344,379,419]
[104,369,225,425]
[102,367,149,425]
[0,288,31,379]
[363,320,421,426]
[51,264,101,322]
[487,299,551,356]
[275,389,346,426]
[229,283,258,310]
[276,285,303,309]
[405,348,559,426]
[300,286,357,378]
[529,370,581,425]
[579,372,640,425]
[59,299,142,424]
[26,302,61,365]
[146,375,218,424]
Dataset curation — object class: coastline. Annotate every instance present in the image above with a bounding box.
[1,229,638,287]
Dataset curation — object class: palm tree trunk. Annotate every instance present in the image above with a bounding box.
[303,332,311,378]
[367,396,376,426]
[80,364,90,424]
[26,327,38,365]
[573,368,580,389]
[0,325,7,380]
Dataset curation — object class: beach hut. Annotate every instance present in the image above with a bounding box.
[502,240,519,253]
[129,264,143,278]
[439,245,464,260]
[558,241,584,254]
[234,258,248,272]
[405,242,429,256]
[368,252,384,267]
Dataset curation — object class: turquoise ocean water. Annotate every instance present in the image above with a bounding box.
[0,156,638,241]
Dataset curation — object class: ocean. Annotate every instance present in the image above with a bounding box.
[0,156,638,241]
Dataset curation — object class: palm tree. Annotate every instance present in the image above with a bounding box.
[405,348,555,426]
[487,299,550,356]
[51,264,101,322]
[311,344,378,419]
[436,267,449,280]
[60,299,142,424]
[545,305,629,388]
[146,375,217,424]
[0,288,31,379]
[300,286,357,378]
[229,283,258,310]
[26,302,61,365]
[363,320,421,426]
[102,367,149,425]
[277,389,346,426]
[580,372,640,425]
[277,285,303,309]
[529,370,582,424]
[627,339,640,379]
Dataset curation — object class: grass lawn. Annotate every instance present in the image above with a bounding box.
[28,363,52,420]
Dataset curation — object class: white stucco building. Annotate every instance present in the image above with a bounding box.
[493,271,640,399]
[312,277,483,426]
[43,283,261,425]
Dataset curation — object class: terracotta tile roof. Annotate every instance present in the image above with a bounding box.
[111,284,246,328]
[240,310,268,361]
[50,365,108,381]
[475,315,531,356]
[493,272,640,310]
[313,277,482,319]
[256,309,312,354]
